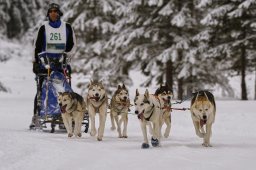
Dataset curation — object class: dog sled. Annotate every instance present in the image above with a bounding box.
[30,52,89,133]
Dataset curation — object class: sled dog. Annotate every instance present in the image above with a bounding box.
[155,84,173,138]
[134,89,161,149]
[190,91,216,147]
[110,84,130,138]
[57,92,86,137]
[86,80,108,141]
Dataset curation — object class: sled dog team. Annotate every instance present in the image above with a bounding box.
[57,80,216,148]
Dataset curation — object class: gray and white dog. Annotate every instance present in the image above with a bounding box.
[86,80,108,141]
[110,84,130,138]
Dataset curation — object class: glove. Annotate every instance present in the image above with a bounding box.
[32,62,40,74]
[45,65,50,69]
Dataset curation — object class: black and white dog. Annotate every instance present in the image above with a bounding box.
[155,84,173,138]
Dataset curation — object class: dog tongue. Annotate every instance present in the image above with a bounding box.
[60,105,67,113]
[137,110,144,120]
[138,113,143,120]
[200,119,207,127]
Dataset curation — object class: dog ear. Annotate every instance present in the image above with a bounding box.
[71,92,77,99]
[58,92,62,96]
[99,80,104,87]
[136,89,139,96]
[117,85,121,89]
[87,79,93,88]
[144,89,149,99]
[68,93,72,98]
[203,91,210,101]
[87,83,91,88]
[122,83,126,89]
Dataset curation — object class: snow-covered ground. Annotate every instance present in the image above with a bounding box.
[0,41,256,170]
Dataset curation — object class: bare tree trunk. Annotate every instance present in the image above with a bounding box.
[166,59,173,90]
[177,49,183,100]
[177,78,183,100]
[254,68,256,100]
[241,44,248,100]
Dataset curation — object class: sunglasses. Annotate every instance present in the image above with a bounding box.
[49,9,58,13]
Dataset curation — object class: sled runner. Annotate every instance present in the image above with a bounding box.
[30,52,89,133]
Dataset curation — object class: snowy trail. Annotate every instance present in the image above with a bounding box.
[0,97,256,170]
[0,43,256,170]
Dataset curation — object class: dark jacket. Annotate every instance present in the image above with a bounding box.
[33,20,75,73]
[34,21,75,62]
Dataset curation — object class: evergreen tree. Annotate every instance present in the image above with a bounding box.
[105,0,208,99]
[63,0,129,93]
[1,0,40,38]
[198,0,256,100]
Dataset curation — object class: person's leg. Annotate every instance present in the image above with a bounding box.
[30,76,44,129]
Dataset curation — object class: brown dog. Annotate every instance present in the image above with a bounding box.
[190,91,216,147]
[110,84,130,138]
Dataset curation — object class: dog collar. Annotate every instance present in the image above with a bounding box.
[144,104,155,121]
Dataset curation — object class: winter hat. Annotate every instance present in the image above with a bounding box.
[46,3,63,17]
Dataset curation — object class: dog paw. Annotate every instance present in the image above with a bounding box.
[151,137,159,147]
[141,143,150,149]
[50,128,55,133]
[164,133,169,138]
[97,137,102,141]
[68,133,73,137]
[122,135,128,138]
[202,143,212,147]
[77,133,82,137]
[111,126,116,130]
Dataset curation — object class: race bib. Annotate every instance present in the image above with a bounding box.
[45,21,66,53]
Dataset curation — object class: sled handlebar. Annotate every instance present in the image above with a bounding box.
[37,52,68,69]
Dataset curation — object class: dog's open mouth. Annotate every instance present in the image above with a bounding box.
[163,98,171,105]
[138,110,145,120]
[94,97,100,101]
[200,119,207,126]
[60,105,67,113]
[90,96,100,101]
[121,98,127,102]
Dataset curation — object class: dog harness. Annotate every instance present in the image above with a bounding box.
[143,103,155,121]
[88,95,107,112]
[112,100,130,115]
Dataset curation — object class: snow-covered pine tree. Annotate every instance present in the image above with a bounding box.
[63,0,129,94]
[105,0,207,99]
[0,0,58,92]
[105,0,173,87]
[198,0,256,100]
[0,0,51,39]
